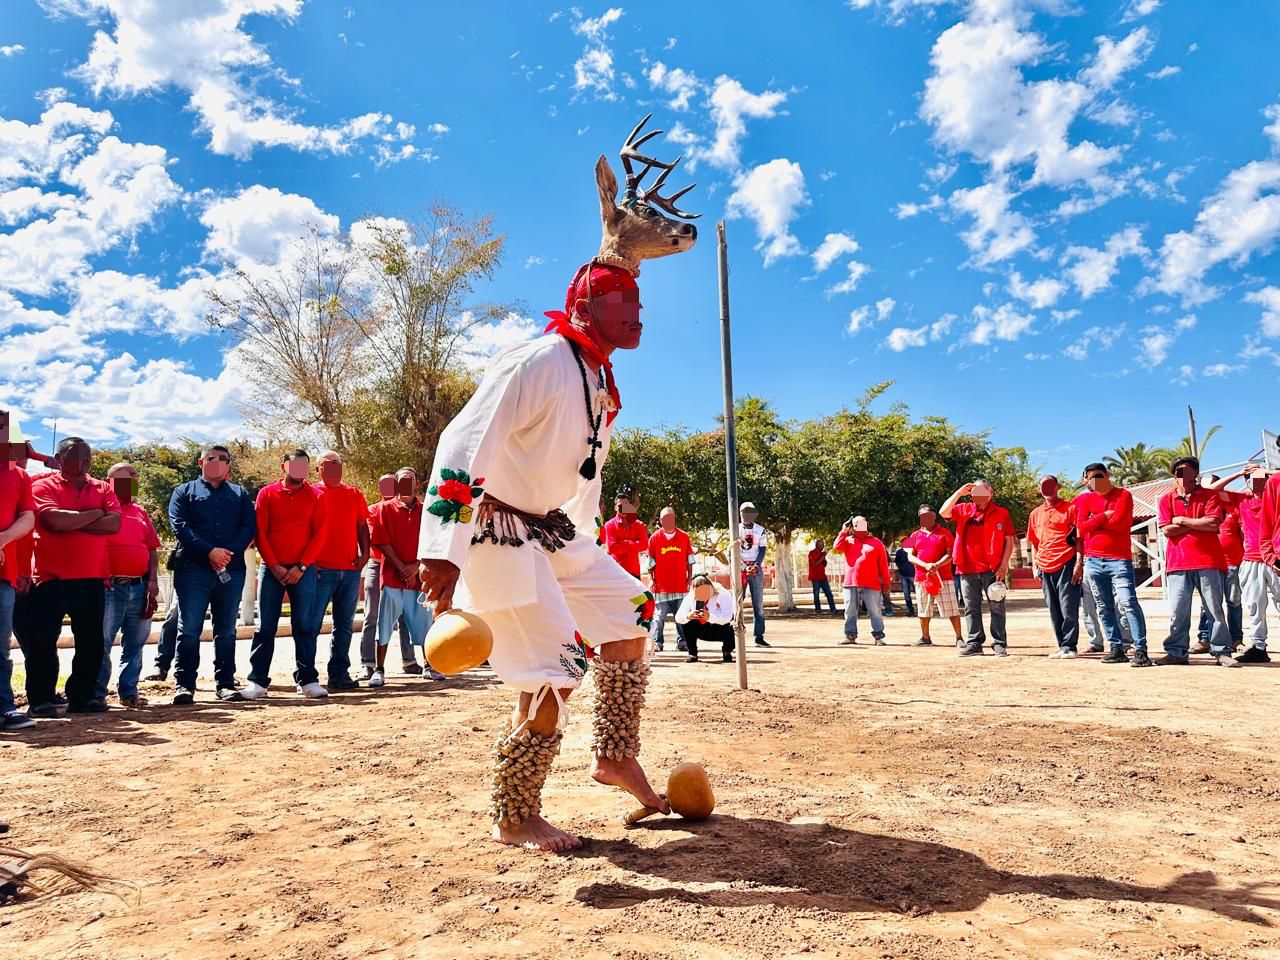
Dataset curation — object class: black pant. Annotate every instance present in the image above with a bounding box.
[28,579,106,707]
[684,620,734,659]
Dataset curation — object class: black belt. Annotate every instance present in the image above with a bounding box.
[110,576,144,584]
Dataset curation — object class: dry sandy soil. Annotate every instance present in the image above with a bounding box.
[3,595,1280,960]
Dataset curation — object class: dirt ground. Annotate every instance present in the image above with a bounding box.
[3,594,1280,960]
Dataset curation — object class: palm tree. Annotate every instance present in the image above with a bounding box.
[1158,425,1222,470]
[1104,443,1166,485]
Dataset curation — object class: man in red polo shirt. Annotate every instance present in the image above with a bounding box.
[1157,456,1232,666]
[902,504,963,647]
[367,467,434,687]
[602,487,647,578]
[1073,462,1148,665]
[833,516,890,646]
[29,437,121,715]
[1233,466,1275,663]
[1027,475,1083,659]
[941,479,1015,657]
[311,451,370,691]
[646,506,696,652]
[0,413,37,730]
[96,462,161,708]
[243,449,330,700]
[807,538,837,614]
[1196,472,1246,654]
[359,474,418,678]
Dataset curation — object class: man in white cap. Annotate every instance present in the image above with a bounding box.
[941,480,1015,657]
[738,502,769,647]
[832,516,890,646]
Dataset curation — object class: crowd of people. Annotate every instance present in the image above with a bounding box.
[3,420,1278,735]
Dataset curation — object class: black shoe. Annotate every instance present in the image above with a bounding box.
[914,637,933,646]
[1154,653,1190,666]
[723,653,734,663]
[403,662,424,675]
[173,689,195,706]
[958,644,983,657]
[1130,650,1153,667]
[216,687,245,702]
[67,698,109,714]
[686,656,699,663]
[27,703,59,719]
[143,669,167,682]
[676,641,688,652]
[1087,645,1104,654]
[328,677,361,691]
[51,693,67,706]
[1237,646,1271,664]
[754,639,770,647]
[1100,649,1128,664]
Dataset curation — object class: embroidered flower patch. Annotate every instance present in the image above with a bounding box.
[632,591,655,631]
[427,468,484,525]
[560,635,589,680]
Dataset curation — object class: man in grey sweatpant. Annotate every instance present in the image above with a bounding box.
[358,476,420,678]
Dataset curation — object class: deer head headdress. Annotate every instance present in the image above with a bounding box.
[594,114,699,276]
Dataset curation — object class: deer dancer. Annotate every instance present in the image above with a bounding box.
[417,117,698,852]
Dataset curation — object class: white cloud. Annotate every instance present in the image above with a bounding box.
[949,179,1035,265]
[895,194,944,219]
[969,302,1034,345]
[1245,286,1280,338]
[1137,315,1195,367]
[1146,65,1180,80]
[201,185,338,265]
[825,260,871,296]
[1064,324,1125,361]
[573,7,624,41]
[1061,225,1148,298]
[51,0,414,159]
[847,306,870,334]
[875,297,896,322]
[0,44,25,57]
[427,123,450,136]
[925,162,957,184]
[647,62,702,112]
[810,232,860,273]
[725,158,808,266]
[1050,308,1080,324]
[1121,0,1161,23]
[885,313,953,351]
[524,255,545,269]
[1265,104,1280,151]
[1081,28,1154,91]
[671,76,787,171]
[1007,271,1064,309]
[571,7,623,100]
[459,312,540,366]
[1201,362,1242,378]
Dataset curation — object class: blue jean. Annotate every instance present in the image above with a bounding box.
[0,582,16,715]
[899,574,916,616]
[97,580,150,700]
[649,598,686,647]
[1166,568,1228,659]
[378,587,432,647]
[1083,558,1147,653]
[174,565,246,692]
[811,580,836,612]
[153,596,180,673]
[1197,565,1242,647]
[745,569,766,640]
[843,586,885,639]
[313,567,360,684]
[250,566,319,687]
[1040,565,1082,651]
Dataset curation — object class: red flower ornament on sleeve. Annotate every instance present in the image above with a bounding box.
[428,468,485,525]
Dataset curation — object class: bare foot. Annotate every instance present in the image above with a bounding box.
[490,815,583,853]
[590,755,671,814]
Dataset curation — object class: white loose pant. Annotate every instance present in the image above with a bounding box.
[1239,560,1280,650]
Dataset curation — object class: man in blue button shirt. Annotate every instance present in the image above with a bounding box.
[168,445,256,704]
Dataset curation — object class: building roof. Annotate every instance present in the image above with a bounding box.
[1127,477,1177,521]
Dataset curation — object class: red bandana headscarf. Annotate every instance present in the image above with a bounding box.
[543,262,637,425]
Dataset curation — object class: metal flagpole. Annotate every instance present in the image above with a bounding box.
[717,220,747,691]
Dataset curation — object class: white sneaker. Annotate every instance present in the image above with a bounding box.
[240,681,269,700]
[356,664,373,681]
[368,669,385,688]
[425,668,447,681]
[297,682,329,698]
[1048,648,1077,659]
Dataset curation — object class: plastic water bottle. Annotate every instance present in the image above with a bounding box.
[216,568,231,585]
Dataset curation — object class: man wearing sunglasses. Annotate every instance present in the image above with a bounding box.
[1074,463,1149,666]
[1156,456,1234,666]
[940,479,1015,657]
[168,445,257,703]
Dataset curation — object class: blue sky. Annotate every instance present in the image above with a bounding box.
[2,0,1278,479]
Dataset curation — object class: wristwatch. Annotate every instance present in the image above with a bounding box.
[298,564,308,572]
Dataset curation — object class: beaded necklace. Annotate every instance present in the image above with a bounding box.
[569,342,606,480]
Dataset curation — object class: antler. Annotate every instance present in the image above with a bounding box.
[620,114,700,220]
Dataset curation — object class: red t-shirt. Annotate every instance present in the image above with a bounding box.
[603,515,648,577]
[1027,500,1077,573]
[950,501,1014,575]
[807,547,828,582]
[902,526,955,581]
[32,473,121,581]
[314,482,368,571]
[1159,487,1226,573]
[1216,492,1245,568]
[1073,488,1134,561]
[1264,473,1280,565]
[832,531,890,589]
[369,498,423,589]
[106,502,161,578]
[254,480,327,569]
[0,468,35,586]
[1239,493,1266,562]
[647,528,694,594]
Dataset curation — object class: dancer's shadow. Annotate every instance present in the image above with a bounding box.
[575,817,1279,925]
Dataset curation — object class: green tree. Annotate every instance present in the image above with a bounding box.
[1158,424,1222,470]
[1104,443,1165,485]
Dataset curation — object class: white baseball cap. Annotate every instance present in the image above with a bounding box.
[851,516,869,532]
[740,501,757,514]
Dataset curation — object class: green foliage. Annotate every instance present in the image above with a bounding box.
[1104,442,1166,485]
[89,439,203,537]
